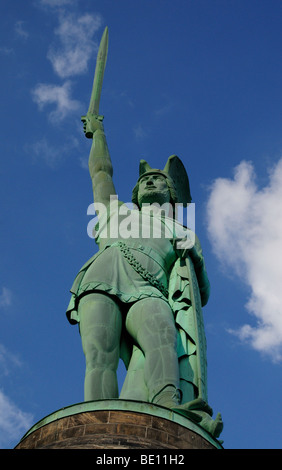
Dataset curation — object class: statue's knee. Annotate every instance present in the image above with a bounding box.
[84,343,100,368]
[83,335,120,372]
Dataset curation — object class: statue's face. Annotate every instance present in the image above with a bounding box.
[137,174,171,206]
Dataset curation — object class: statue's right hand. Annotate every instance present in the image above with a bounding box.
[81,114,104,138]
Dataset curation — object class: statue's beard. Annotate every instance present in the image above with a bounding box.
[138,188,170,207]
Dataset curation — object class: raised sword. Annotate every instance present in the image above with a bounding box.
[82,26,109,138]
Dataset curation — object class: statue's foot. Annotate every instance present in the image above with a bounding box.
[201,412,223,438]
[151,385,181,408]
[172,398,212,417]
[172,400,223,438]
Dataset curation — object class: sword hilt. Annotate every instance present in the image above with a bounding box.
[81,113,104,139]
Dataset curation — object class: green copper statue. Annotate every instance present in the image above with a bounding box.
[66,27,223,438]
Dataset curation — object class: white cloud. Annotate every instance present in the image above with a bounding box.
[154,102,173,117]
[0,287,12,309]
[27,138,62,168]
[0,389,33,448]
[47,12,102,78]
[134,124,148,140]
[0,345,22,377]
[27,135,80,168]
[0,47,14,56]
[206,158,282,362]
[40,0,76,6]
[0,343,32,448]
[0,345,32,447]
[32,8,102,124]
[14,21,29,40]
[32,81,80,122]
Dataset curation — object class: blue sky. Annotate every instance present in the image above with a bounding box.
[0,0,281,449]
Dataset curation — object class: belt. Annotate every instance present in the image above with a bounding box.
[113,240,169,298]
[107,240,170,276]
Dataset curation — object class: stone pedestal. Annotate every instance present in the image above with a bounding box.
[15,400,223,449]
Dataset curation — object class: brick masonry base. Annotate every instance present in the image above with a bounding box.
[15,400,223,449]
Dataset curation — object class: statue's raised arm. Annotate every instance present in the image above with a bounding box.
[82,113,116,206]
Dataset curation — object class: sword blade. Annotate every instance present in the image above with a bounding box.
[87,26,109,115]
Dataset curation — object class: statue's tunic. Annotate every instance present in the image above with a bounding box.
[66,201,191,323]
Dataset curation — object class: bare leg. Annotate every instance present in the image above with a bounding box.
[78,293,122,401]
[125,297,180,406]
[120,345,148,401]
